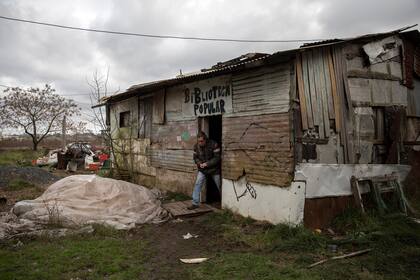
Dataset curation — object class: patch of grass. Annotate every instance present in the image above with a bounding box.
[5,179,35,191]
[199,210,420,279]
[330,210,420,279]
[189,252,320,280]
[203,211,327,253]
[332,207,381,235]
[264,224,328,252]
[163,191,191,202]
[204,210,256,227]
[0,226,147,280]
[0,149,44,166]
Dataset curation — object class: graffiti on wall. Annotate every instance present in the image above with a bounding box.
[232,180,257,202]
[184,85,231,116]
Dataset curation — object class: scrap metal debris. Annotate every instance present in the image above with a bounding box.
[33,142,109,172]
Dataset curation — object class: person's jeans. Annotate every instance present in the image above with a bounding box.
[192,171,221,205]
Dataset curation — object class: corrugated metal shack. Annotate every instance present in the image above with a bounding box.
[102,27,420,228]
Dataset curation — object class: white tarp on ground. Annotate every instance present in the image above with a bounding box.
[12,175,169,230]
[295,164,411,198]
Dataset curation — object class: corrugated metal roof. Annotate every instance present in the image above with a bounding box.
[102,52,275,103]
[299,24,417,49]
[102,25,418,104]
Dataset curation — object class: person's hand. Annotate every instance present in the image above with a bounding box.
[199,162,208,168]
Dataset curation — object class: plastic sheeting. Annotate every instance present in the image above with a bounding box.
[12,175,169,230]
[295,164,411,198]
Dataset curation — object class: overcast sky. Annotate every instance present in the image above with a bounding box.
[0,0,419,133]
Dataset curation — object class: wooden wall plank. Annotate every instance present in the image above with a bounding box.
[222,113,293,187]
[307,51,319,127]
[316,49,330,138]
[322,48,335,120]
[302,52,315,128]
[152,89,165,124]
[312,49,325,138]
[296,53,309,130]
[328,49,341,132]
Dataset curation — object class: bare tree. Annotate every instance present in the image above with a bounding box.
[67,120,89,142]
[0,84,80,150]
[87,69,111,132]
[87,69,123,171]
[88,69,141,180]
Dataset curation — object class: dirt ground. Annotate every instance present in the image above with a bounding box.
[129,215,219,279]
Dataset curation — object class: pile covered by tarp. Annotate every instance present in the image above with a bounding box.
[12,175,169,230]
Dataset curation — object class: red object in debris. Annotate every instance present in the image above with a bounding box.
[31,159,37,166]
[98,154,109,162]
[89,163,100,171]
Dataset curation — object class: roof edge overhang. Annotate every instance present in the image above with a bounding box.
[100,25,418,105]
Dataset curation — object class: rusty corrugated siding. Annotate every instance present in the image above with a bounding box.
[151,120,197,149]
[149,149,195,173]
[222,113,293,186]
[231,65,290,115]
[149,119,197,173]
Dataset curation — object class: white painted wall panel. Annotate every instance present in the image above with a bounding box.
[222,176,305,225]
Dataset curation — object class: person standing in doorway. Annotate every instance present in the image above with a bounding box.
[188,131,221,210]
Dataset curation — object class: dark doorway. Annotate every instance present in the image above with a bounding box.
[206,115,222,204]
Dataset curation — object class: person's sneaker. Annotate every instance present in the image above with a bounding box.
[187,204,199,210]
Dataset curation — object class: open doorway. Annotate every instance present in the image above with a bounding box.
[199,115,222,204]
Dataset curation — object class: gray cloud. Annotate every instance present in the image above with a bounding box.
[0,0,419,132]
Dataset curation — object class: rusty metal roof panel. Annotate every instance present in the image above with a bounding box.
[102,25,418,104]
[104,53,277,102]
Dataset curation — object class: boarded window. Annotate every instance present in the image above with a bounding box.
[119,111,130,127]
[139,97,153,138]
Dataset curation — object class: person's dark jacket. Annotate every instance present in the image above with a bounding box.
[193,139,221,175]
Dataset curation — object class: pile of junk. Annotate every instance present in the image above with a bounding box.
[33,142,110,172]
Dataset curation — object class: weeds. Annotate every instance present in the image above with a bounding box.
[163,191,191,202]
[5,179,35,191]
[265,224,328,252]
[43,199,63,228]
[332,207,381,235]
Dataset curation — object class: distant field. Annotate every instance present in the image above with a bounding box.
[0,134,104,151]
[0,150,44,166]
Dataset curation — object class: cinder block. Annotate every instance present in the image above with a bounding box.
[389,61,402,79]
[348,78,372,103]
[346,57,364,71]
[371,80,391,104]
[370,62,388,74]
[391,81,408,105]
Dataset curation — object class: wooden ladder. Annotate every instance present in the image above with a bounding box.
[350,173,408,215]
